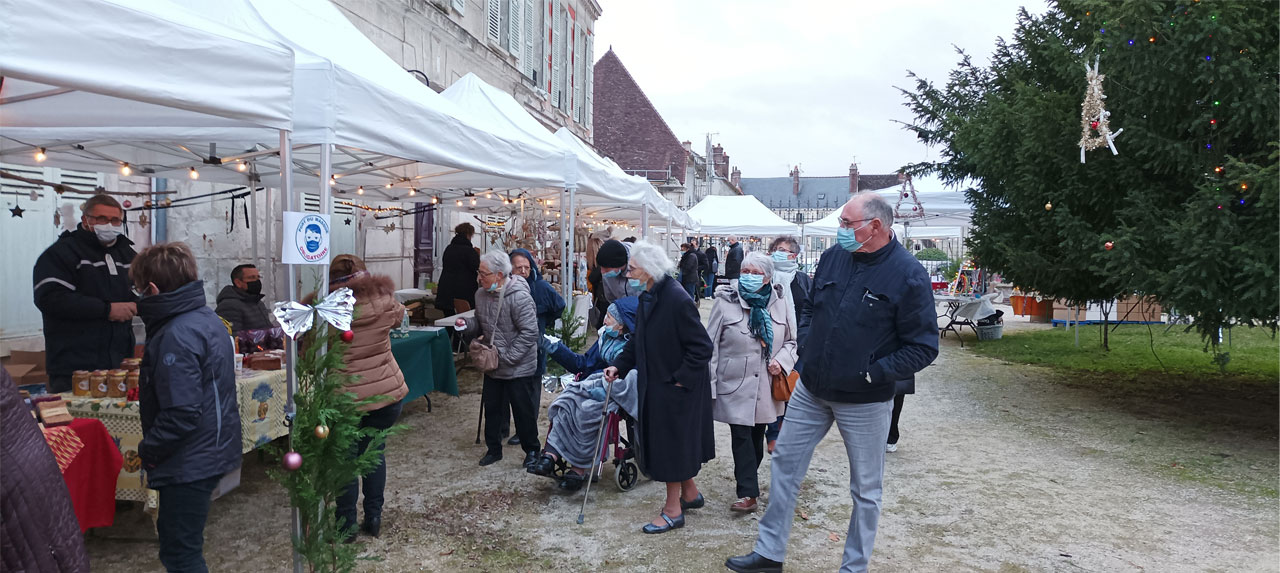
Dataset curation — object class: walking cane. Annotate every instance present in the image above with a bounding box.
[475,400,484,445]
[577,376,617,524]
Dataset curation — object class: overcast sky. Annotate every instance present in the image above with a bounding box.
[593,0,1044,190]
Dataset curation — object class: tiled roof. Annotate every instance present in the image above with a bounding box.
[739,174,903,210]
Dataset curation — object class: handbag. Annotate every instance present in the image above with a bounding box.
[468,280,508,373]
[771,370,800,402]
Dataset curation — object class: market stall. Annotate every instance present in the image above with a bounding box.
[686,195,799,237]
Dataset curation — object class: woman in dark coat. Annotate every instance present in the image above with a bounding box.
[605,241,714,535]
[435,223,479,316]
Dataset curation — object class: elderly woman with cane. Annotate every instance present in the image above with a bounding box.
[604,241,714,534]
[707,252,798,513]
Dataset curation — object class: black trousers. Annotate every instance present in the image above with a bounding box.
[483,374,541,456]
[502,350,545,437]
[887,393,906,445]
[155,474,222,573]
[337,400,403,530]
[729,423,767,498]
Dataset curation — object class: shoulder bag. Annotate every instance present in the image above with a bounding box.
[469,281,508,373]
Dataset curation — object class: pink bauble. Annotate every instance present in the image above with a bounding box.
[123,200,132,208]
[1104,241,1114,251]
[283,451,303,471]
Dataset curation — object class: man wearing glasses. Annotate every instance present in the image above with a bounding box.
[33,194,138,392]
[727,192,939,573]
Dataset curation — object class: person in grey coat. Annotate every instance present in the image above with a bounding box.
[463,250,542,469]
[707,252,797,513]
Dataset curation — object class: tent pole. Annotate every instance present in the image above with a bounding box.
[250,184,259,274]
[641,204,649,239]
[319,144,332,298]
[566,186,576,297]
[279,131,304,573]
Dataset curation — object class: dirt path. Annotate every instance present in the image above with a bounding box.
[87,335,1279,572]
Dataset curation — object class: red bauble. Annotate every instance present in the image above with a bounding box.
[1104,241,1114,251]
[340,330,354,343]
[1090,120,1100,130]
[902,192,909,198]
[123,200,132,208]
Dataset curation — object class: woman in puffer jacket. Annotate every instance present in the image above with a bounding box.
[325,255,408,542]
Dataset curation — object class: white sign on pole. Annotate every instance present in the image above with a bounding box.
[282,211,331,265]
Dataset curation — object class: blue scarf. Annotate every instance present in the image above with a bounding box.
[738,283,774,360]
[599,329,628,363]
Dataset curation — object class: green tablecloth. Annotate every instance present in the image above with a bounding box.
[390,329,458,402]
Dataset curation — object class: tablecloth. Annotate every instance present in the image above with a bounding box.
[42,425,84,472]
[59,418,122,532]
[390,329,459,403]
[60,369,288,506]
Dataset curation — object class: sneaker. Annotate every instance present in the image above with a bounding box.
[730,497,758,512]
[885,443,898,453]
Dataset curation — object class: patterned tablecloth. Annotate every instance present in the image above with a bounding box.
[42,425,85,472]
[60,369,288,506]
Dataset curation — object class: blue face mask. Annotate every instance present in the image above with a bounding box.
[486,280,502,294]
[771,251,792,264]
[603,269,621,279]
[627,278,647,292]
[738,273,765,293]
[838,222,871,253]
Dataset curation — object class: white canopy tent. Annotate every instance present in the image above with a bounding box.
[805,188,973,236]
[686,195,799,236]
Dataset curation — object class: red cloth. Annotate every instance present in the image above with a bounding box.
[60,419,123,532]
[41,425,84,472]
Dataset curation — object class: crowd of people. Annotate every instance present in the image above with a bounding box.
[15,191,937,572]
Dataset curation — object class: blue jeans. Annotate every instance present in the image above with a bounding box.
[704,270,716,297]
[754,381,892,572]
[337,400,403,531]
[156,474,222,572]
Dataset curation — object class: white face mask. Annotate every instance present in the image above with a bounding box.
[94,223,124,245]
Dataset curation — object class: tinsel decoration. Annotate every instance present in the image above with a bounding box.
[1079,55,1123,163]
[272,288,356,338]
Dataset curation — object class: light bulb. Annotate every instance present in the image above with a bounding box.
[357,186,364,195]
[431,196,439,204]
[329,178,336,186]
[189,167,199,180]
[385,183,392,189]
[121,163,132,176]
[485,193,492,199]
[471,198,476,206]
[34,148,46,162]
[237,161,248,172]
[408,188,417,196]
[456,199,463,207]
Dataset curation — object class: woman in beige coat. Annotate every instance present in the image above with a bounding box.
[707,252,798,513]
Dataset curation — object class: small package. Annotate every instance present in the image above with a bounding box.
[36,398,73,427]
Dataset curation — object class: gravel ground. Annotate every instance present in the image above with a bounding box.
[86,308,1278,572]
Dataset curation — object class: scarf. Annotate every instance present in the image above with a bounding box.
[599,330,629,364]
[772,259,799,327]
[738,283,774,360]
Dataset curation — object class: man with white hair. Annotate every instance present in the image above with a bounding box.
[726,192,939,573]
[724,235,745,280]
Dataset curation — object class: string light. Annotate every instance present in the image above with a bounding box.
[485,192,492,199]
[385,183,392,189]
[431,196,439,204]
[456,199,463,207]
[188,167,200,180]
[34,148,46,162]
[236,161,248,172]
[121,163,132,176]
[1214,166,1224,174]
[470,197,476,206]
[1210,119,1217,125]
[357,186,364,195]
[408,188,417,196]
[329,177,336,186]
[1240,183,1248,190]
[1149,36,1156,43]
[1128,40,1135,46]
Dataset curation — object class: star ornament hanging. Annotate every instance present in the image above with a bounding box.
[9,205,24,218]
[1079,55,1123,163]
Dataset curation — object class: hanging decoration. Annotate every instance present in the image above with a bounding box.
[10,204,25,218]
[282,451,303,471]
[53,209,61,227]
[272,287,356,339]
[893,172,925,220]
[1079,55,1123,163]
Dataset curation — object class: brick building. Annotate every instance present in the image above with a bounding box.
[592,49,689,196]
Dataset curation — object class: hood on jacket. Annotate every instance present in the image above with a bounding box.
[138,281,208,331]
[509,248,543,283]
[607,296,639,332]
[216,284,263,305]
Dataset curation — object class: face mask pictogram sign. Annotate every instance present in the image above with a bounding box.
[283,212,331,265]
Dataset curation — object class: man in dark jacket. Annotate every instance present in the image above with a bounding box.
[214,264,273,332]
[132,242,240,573]
[678,243,700,300]
[33,194,137,392]
[690,238,709,300]
[727,193,938,573]
[724,235,745,280]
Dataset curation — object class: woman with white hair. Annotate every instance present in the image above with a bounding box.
[604,241,714,534]
[707,251,797,513]
[463,250,542,469]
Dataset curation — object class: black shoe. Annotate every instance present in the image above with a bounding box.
[680,492,705,511]
[527,454,556,477]
[725,552,783,573]
[507,435,521,446]
[522,450,539,469]
[362,516,381,538]
[479,452,502,466]
[558,472,585,491]
[640,512,685,534]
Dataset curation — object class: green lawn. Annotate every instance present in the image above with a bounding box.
[969,324,1279,383]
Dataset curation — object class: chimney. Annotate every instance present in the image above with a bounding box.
[791,166,800,196]
[730,166,741,188]
[682,140,692,153]
[711,145,725,177]
[718,152,730,178]
[849,163,860,195]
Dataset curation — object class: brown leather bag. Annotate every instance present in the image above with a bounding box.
[468,281,507,373]
[771,370,800,402]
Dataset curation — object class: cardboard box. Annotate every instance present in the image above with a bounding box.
[6,363,48,386]
[36,399,73,427]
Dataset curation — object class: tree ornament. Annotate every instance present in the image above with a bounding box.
[1104,241,1115,251]
[9,205,24,218]
[893,173,925,219]
[123,200,132,208]
[53,210,61,227]
[1079,55,1124,163]
[138,213,149,227]
[144,200,153,208]
[283,451,303,471]
[29,190,38,202]
[314,425,330,440]
[340,330,354,343]
[163,199,172,207]
[1045,202,1053,211]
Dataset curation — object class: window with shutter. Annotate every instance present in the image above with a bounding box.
[451,0,465,13]
[507,0,521,57]
[565,6,575,117]
[573,22,584,123]
[550,2,563,108]
[584,32,593,128]
[486,0,502,44]
[523,0,537,80]
[544,0,554,94]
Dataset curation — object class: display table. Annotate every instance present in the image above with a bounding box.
[390,328,459,411]
[433,309,475,327]
[46,418,123,532]
[60,369,288,507]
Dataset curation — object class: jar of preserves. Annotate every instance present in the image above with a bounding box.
[90,371,109,398]
[107,370,128,398]
[72,370,92,396]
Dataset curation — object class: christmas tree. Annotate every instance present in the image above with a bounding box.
[271,322,402,573]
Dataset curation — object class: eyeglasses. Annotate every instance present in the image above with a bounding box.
[838,217,873,229]
[741,270,766,276]
[772,248,797,255]
[478,269,500,279]
[87,215,124,226]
